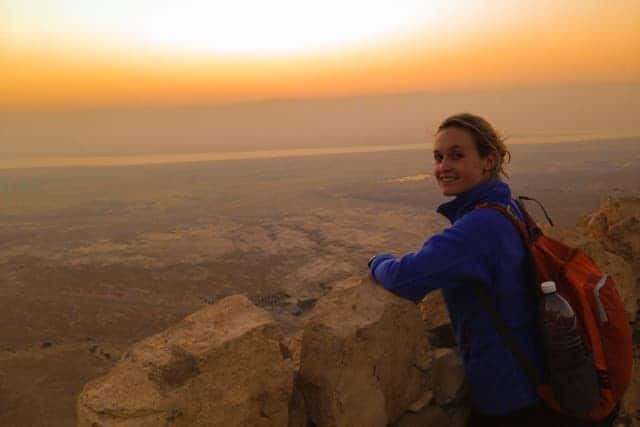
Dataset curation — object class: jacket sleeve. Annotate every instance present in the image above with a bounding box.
[370,210,497,302]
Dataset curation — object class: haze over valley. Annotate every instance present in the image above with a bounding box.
[3,83,639,163]
[1,129,638,424]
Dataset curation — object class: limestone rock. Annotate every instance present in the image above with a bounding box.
[419,290,456,349]
[430,348,466,406]
[594,197,640,227]
[554,197,640,317]
[585,211,609,240]
[298,274,429,427]
[288,376,309,427]
[448,406,471,427]
[607,216,640,266]
[287,331,303,370]
[418,290,450,331]
[332,275,363,291]
[408,390,433,413]
[393,405,449,427]
[77,295,294,427]
[584,197,640,267]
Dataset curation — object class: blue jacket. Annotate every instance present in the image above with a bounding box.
[370,179,545,414]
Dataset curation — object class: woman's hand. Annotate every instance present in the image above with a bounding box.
[367,255,376,268]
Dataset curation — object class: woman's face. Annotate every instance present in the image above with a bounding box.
[433,127,495,197]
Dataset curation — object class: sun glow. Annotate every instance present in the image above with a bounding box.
[135,1,438,56]
[2,0,639,109]
[3,0,445,57]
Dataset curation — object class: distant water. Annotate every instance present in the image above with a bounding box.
[0,144,427,170]
[386,174,431,183]
[1,133,635,170]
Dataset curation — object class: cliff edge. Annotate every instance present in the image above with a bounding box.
[77,197,640,427]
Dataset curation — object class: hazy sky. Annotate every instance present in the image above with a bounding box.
[2,0,639,110]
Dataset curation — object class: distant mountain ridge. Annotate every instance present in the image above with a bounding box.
[2,82,639,159]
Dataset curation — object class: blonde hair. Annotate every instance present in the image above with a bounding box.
[436,113,511,179]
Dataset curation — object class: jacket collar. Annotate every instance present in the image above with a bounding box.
[437,179,511,223]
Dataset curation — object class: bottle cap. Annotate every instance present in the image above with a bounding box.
[541,281,557,294]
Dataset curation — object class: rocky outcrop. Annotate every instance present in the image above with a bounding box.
[547,227,638,322]
[389,347,468,427]
[429,349,466,406]
[76,197,640,427]
[296,275,430,427]
[581,197,640,251]
[418,290,450,331]
[545,197,640,323]
[76,277,468,427]
[574,196,640,425]
[77,295,294,427]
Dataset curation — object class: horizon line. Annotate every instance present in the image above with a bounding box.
[3,80,639,115]
[3,134,638,171]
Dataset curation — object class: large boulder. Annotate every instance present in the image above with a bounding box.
[429,348,466,406]
[392,405,449,427]
[418,290,450,331]
[582,197,640,231]
[391,347,469,427]
[582,196,640,274]
[77,295,294,427]
[418,290,456,349]
[297,275,430,427]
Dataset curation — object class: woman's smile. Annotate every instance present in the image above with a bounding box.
[432,127,495,196]
[437,174,459,182]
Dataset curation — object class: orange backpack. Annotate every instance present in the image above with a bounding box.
[476,197,633,421]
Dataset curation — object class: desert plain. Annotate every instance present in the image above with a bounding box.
[0,137,639,425]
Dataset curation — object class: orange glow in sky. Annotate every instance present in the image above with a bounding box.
[1,0,639,110]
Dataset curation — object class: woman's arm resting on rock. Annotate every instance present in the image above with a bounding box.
[368,212,495,302]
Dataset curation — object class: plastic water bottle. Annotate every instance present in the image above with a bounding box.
[539,281,600,414]
[540,281,588,369]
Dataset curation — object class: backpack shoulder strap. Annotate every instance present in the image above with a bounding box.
[472,201,544,387]
[475,202,533,245]
[470,279,542,386]
[517,196,554,228]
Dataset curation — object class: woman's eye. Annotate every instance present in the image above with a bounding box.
[433,153,443,162]
[452,152,463,160]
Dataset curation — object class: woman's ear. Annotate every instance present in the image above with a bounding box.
[483,152,498,176]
